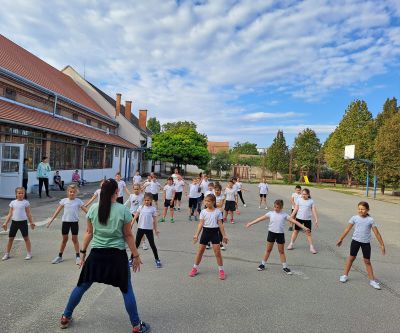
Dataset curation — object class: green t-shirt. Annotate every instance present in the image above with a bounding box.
[87,203,132,250]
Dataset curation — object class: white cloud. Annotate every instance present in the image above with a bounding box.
[242,112,302,121]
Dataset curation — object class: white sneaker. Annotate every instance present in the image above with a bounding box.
[243,204,247,207]
[2,253,10,261]
[221,244,226,251]
[258,205,261,209]
[339,275,348,283]
[264,206,268,210]
[142,242,148,250]
[310,245,317,254]
[287,243,294,250]
[24,254,32,260]
[370,280,381,290]
[51,256,64,264]
[75,257,81,265]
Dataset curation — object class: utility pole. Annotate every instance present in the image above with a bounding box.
[289,149,293,183]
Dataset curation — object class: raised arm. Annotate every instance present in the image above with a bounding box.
[336,224,353,247]
[372,227,386,255]
[124,185,131,197]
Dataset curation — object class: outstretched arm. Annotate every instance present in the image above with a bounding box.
[84,193,97,208]
[193,219,205,243]
[2,208,13,231]
[245,215,268,228]
[336,224,353,247]
[47,205,63,227]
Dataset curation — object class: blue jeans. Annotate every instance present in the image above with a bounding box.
[63,268,140,325]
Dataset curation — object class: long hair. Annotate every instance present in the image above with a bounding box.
[98,179,118,225]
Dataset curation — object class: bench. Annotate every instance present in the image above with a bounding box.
[319,178,337,186]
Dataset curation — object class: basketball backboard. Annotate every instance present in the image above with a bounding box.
[344,145,355,160]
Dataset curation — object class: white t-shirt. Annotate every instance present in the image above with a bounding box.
[204,190,215,197]
[349,215,377,243]
[200,180,209,193]
[117,180,126,197]
[128,193,144,214]
[133,175,142,184]
[258,183,269,194]
[174,180,185,192]
[164,184,175,200]
[143,181,152,193]
[150,181,161,195]
[137,205,157,229]
[291,192,301,209]
[215,194,225,206]
[234,182,242,191]
[94,189,101,202]
[200,208,223,228]
[60,198,84,222]
[9,199,29,221]
[296,198,314,220]
[171,173,179,183]
[265,211,290,234]
[224,188,236,201]
[189,184,200,198]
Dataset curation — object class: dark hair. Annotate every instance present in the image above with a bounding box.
[115,172,121,176]
[205,194,217,208]
[295,185,302,190]
[98,179,118,225]
[228,179,234,184]
[358,201,370,215]
[302,188,311,198]
[144,193,153,202]
[208,182,214,187]
[274,199,284,208]
[232,177,237,181]
[41,156,47,161]
[214,183,222,191]
[167,176,173,181]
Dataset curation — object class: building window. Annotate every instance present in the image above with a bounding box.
[72,114,78,121]
[85,144,104,169]
[5,87,16,101]
[50,135,81,170]
[86,119,91,126]
[55,106,61,115]
[122,149,125,158]
[115,147,119,157]
[105,146,113,168]
[98,122,102,129]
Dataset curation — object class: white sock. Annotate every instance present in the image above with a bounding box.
[282,263,288,269]
[193,264,199,269]
[261,260,266,265]
[218,266,224,271]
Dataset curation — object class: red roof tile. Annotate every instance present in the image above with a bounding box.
[0,34,111,119]
[0,100,136,149]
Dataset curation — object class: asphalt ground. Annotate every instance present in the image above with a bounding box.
[0,181,399,333]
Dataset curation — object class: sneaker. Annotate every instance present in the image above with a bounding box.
[142,243,148,250]
[188,215,192,221]
[230,219,235,224]
[219,269,226,280]
[223,217,227,222]
[264,206,268,210]
[288,226,293,231]
[194,216,198,221]
[370,280,381,290]
[178,207,181,211]
[220,244,226,251]
[159,218,165,223]
[24,254,32,260]
[75,257,81,265]
[287,243,294,250]
[339,275,348,283]
[243,204,247,207]
[206,243,211,249]
[129,258,133,268]
[189,267,198,277]
[282,267,293,275]
[132,321,151,333]
[258,205,261,209]
[310,245,317,254]
[2,253,10,261]
[60,315,71,329]
[170,218,175,223]
[155,260,162,268]
[257,264,265,271]
[52,256,64,264]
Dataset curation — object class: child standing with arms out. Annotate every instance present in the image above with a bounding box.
[173,174,185,211]
[115,172,129,204]
[160,177,176,223]
[2,187,35,260]
[336,201,385,290]
[133,171,142,185]
[287,188,318,254]
[188,177,200,221]
[258,177,269,209]
[224,180,237,224]
[288,185,302,231]
[233,177,247,207]
[132,193,161,268]
[246,199,310,274]
[189,194,229,280]
[47,185,88,265]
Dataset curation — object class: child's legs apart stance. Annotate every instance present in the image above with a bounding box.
[23,236,32,253]
[194,245,206,265]
[277,243,287,263]
[59,234,69,254]
[263,242,274,262]
[343,256,356,276]
[6,237,14,253]
[212,244,223,266]
[363,258,375,280]
[144,230,159,261]
[71,235,79,253]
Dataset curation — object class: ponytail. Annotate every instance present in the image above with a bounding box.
[98,179,118,225]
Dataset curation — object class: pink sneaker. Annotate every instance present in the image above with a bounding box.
[188,267,198,277]
[219,270,225,280]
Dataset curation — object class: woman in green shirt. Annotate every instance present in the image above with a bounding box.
[60,179,150,333]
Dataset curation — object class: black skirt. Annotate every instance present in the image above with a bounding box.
[78,248,129,293]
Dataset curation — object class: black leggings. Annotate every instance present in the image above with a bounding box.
[38,177,49,197]
[135,229,159,260]
[237,191,245,204]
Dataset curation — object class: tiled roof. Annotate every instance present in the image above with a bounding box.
[0,34,111,119]
[207,141,230,154]
[0,99,136,149]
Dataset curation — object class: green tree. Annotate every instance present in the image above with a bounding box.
[266,130,289,178]
[323,100,375,184]
[210,151,231,176]
[149,121,210,169]
[232,141,258,155]
[293,128,321,179]
[147,117,161,134]
[375,97,399,130]
[375,112,400,190]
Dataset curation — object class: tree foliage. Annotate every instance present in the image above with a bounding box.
[266,130,289,176]
[323,100,375,183]
[210,151,231,176]
[147,117,161,134]
[292,128,321,177]
[148,121,210,169]
[375,97,398,130]
[232,141,258,155]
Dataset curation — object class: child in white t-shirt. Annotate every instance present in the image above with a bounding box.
[188,177,201,221]
[2,187,35,261]
[125,184,147,250]
[189,194,228,280]
[246,199,310,274]
[150,176,161,210]
[336,201,385,290]
[133,171,142,184]
[173,174,186,211]
[84,179,105,208]
[115,172,129,204]
[223,180,238,224]
[47,185,87,265]
[213,183,226,250]
[160,177,176,223]
[258,177,269,209]
[132,193,161,268]
[288,185,302,231]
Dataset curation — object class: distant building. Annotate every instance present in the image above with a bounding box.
[207,141,230,154]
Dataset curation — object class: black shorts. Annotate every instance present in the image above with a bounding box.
[259,194,267,198]
[200,193,205,201]
[267,231,285,244]
[9,220,28,238]
[164,199,174,208]
[200,227,221,245]
[152,193,159,202]
[62,222,79,235]
[116,196,123,204]
[224,200,236,212]
[350,240,371,259]
[295,218,312,231]
[175,192,182,201]
[189,197,198,208]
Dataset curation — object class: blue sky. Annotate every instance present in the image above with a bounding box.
[0,0,399,147]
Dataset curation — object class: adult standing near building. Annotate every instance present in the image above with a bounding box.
[59,179,150,332]
[171,168,180,183]
[37,156,51,198]
[22,158,29,199]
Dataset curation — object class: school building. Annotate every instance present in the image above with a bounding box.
[0,34,152,198]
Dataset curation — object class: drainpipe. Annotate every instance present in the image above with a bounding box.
[52,94,58,117]
[124,149,129,181]
[81,140,90,185]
